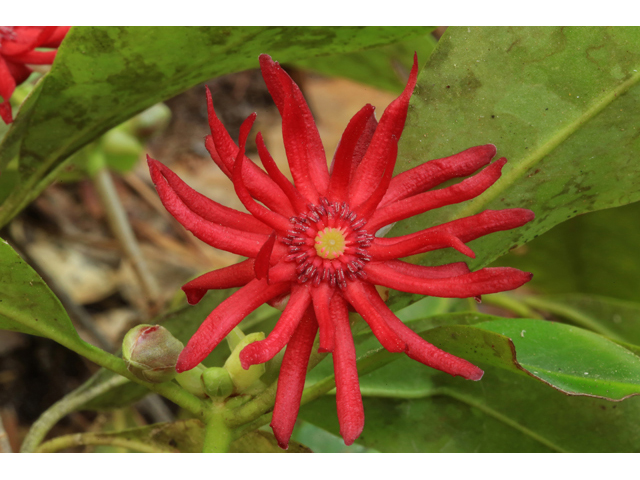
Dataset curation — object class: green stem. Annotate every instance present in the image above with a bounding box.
[203,407,233,453]
[21,375,129,453]
[482,293,544,319]
[36,433,168,453]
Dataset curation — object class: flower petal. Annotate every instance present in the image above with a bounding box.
[368,158,507,232]
[384,259,470,279]
[270,310,318,450]
[370,231,475,261]
[359,283,483,380]
[382,144,497,207]
[176,279,290,372]
[205,87,295,216]
[370,209,535,259]
[344,281,406,353]
[311,282,335,352]
[182,259,256,305]
[331,293,365,446]
[232,115,292,232]
[365,262,533,298]
[327,104,377,203]
[148,157,271,234]
[239,285,312,369]
[256,132,309,213]
[260,54,329,196]
[254,232,277,281]
[349,53,418,206]
[148,155,269,258]
[9,49,56,64]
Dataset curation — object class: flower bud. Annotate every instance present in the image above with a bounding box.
[224,332,266,393]
[201,367,234,399]
[122,324,183,383]
[175,364,207,398]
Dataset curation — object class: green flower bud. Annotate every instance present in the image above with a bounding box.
[122,325,183,383]
[201,367,234,399]
[175,364,207,398]
[224,332,266,393]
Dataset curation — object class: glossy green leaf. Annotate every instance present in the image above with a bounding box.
[494,201,640,302]
[301,364,640,452]
[296,29,437,92]
[393,27,640,270]
[0,26,426,227]
[478,318,640,400]
[0,238,80,343]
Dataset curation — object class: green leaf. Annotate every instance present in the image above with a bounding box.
[0,238,80,343]
[394,27,640,269]
[301,364,640,452]
[478,318,640,400]
[296,29,437,92]
[0,26,426,227]
[494,201,640,302]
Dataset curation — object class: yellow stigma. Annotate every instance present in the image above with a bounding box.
[314,227,346,260]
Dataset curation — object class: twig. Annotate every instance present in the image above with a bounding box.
[93,168,160,314]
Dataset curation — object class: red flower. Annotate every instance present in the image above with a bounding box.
[148,53,534,449]
[0,26,70,124]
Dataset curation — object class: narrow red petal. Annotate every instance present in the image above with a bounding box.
[344,281,406,353]
[370,208,535,259]
[1,26,57,56]
[359,283,483,380]
[381,144,497,207]
[310,282,335,352]
[267,261,298,284]
[182,259,256,305]
[365,262,533,298]
[10,49,57,64]
[0,57,17,103]
[331,293,365,446]
[41,26,71,47]
[176,280,290,372]
[148,155,268,257]
[276,69,322,202]
[232,115,292,232]
[327,104,376,203]
[270,310,318,450]
[370,231,475,261]
[239,285,312,369]
[205,87,295,216]
[255,232,277,281]
[349,53,418,206]
[352,142,397,219]
[368,158,507,232]
[148,157,271,234]
[261,55,329,196]
[256,132,308,213]
[384,259,470,279]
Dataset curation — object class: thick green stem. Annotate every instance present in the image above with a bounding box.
[203,407,233,453]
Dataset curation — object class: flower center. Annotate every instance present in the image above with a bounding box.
[282,198,373,289]
[314,227,346,259]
